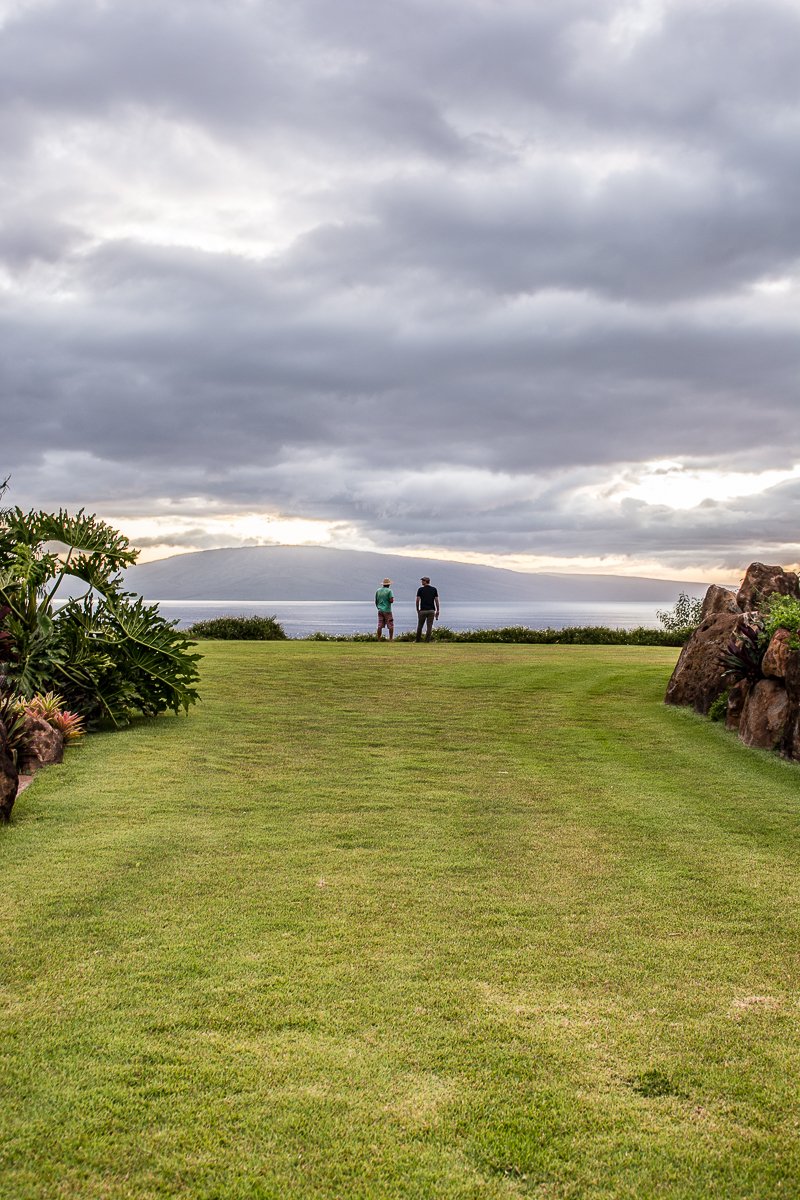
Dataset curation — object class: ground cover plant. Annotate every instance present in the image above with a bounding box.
[2,643,800,1198]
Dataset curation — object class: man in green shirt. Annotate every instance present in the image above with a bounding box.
[375,578,394,640]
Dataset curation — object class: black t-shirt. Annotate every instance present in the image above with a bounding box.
[417,585,439,609]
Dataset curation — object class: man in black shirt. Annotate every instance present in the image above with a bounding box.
[415,576,440,642]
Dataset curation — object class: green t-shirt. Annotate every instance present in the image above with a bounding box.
[375,586,393,612]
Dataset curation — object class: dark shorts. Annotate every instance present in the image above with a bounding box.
[377,610,394,629]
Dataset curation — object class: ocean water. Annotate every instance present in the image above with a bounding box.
[157,599,668,638]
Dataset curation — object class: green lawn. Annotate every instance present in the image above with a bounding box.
[2,643,800,1199]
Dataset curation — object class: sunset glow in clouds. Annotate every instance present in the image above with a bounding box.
[2,0,800,581]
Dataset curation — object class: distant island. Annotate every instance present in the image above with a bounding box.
[119,545,709,604]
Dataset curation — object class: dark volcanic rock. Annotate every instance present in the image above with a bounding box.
[0,765,16,820]
[665,612,741,714]
[725,679,750,731]
[787,712,800,761]
[762,628,795,680]
[784,648,800,702]
[0,721,18,823]
[701,584,740,619]
[738,680,790,750]
[736,563,800,613]
[21,715,64,774]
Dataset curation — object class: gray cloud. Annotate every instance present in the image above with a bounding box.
[2,0,800,573]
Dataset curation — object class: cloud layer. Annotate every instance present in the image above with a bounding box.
[2,0,800,575]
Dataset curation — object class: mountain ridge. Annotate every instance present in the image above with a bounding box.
[120,545,710,603]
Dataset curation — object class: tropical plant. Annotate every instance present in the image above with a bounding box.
[0,690,27,768]
[19,690,64,722]
[0,506,201,726]
[14,691,86,742]
[47,708,86,743]
[656,592,704,635]
[721,617,767,684]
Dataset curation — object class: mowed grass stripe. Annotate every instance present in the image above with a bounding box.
[2,643,800,1199]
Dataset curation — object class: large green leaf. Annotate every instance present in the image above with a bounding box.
[1,507,201,724]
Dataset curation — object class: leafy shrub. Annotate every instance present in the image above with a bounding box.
[0,507,201,726]
[763,593,800,646]
[356,625,685,646]
[188,614,287,640]
[656,592,704,635]
[707,690,730,722]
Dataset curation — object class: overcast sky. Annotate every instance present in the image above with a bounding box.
[2,0,799,580]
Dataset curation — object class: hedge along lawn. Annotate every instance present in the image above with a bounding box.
[2,644,800,1199]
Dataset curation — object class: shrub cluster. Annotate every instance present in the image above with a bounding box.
[0,503,201,727]
[763,593,800,647]
[188,614,287,640]
[305,625,686,646]
[656,591,704,637]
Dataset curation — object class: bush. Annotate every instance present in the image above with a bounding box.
[656,592,704,636]
[0,506,201,726]
[188,614,287,640]
[708,690,730,722]
[328,625,686,646]
[763,593,800,645]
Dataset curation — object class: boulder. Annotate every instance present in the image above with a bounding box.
[725,679,750,731]
[736,563,800,613]
[738,679,790,750]
[665,611,741,714]
[20,714,64,774]
[762,628,795,680]
[784,648,800,702]
[0,723,18,823]
[786,712,800,761]
[701,584,740,620]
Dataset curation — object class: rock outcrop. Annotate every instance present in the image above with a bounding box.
[701,584,740,619]
[0,721,18,823]
[739,680,791,750]
[20,715,64,774]
[665,562,800,763]
[736,562,800,612]
[665,611,741,714]
[762,628,794,680]
[725,679,750,732]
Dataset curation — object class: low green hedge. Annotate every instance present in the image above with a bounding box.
[187,615,287,640]
[306,625,686,646]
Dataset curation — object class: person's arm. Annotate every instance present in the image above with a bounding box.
[415,589,421,614]
[435,590,440,619]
